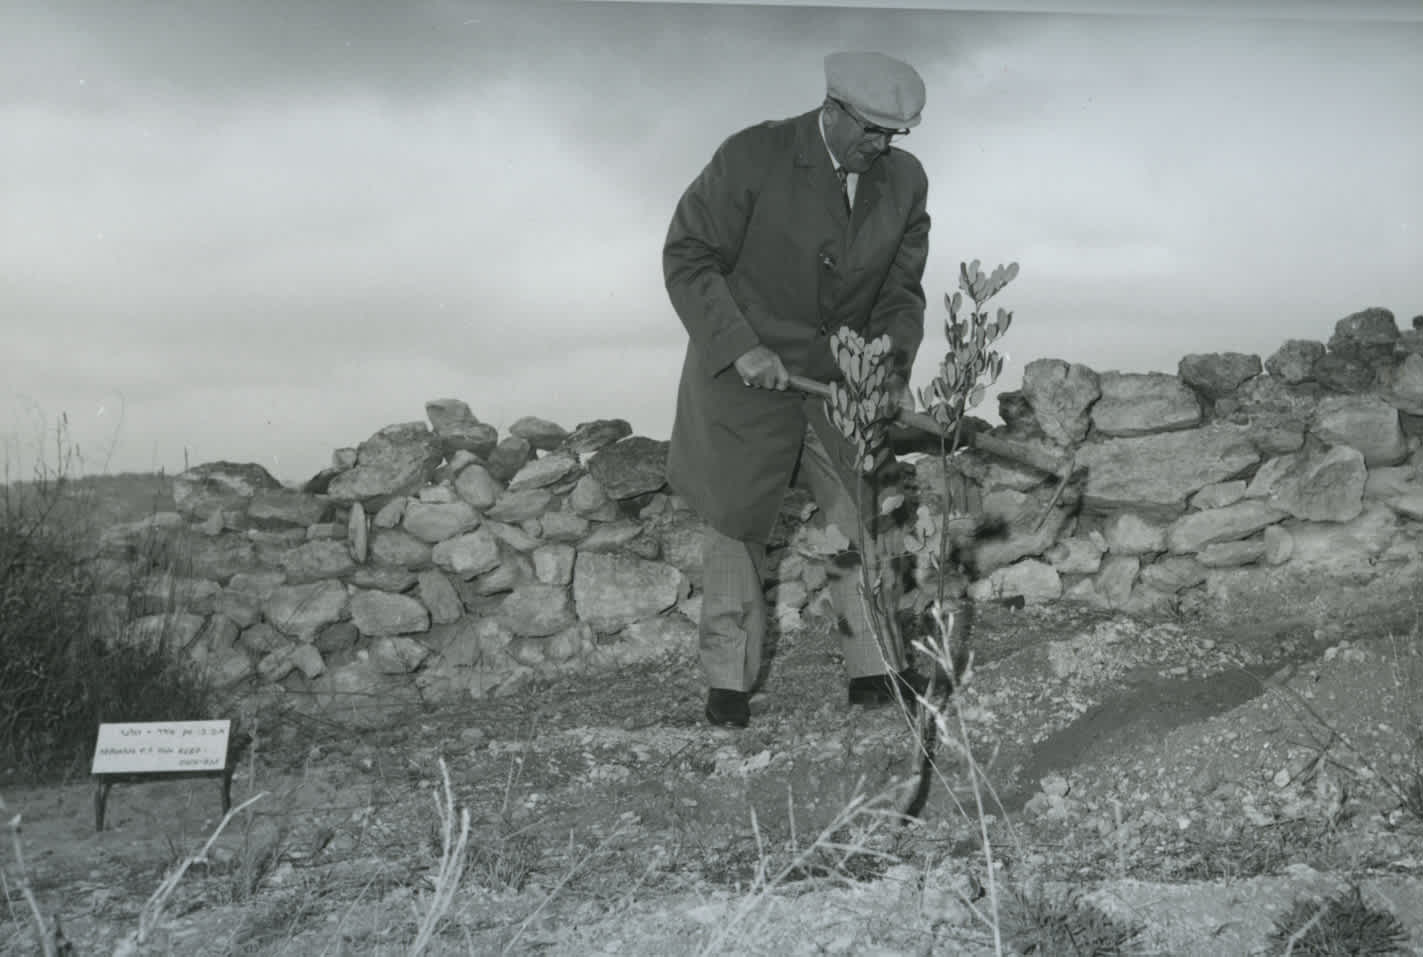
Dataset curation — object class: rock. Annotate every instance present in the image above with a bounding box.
[173,462,285,520]
[1247,442,1367,523]
[280,540,357,584]
[1311,395,1408,466]
[1043,535,1105,574]
[305,522,346,542]
[430,528,502,579]
[485,521,541,552]
[347,502,369,562]
[1139,556,1208,593]
[1312,354,1375,393]
[373,498,405,529]
[347,565,417,592]
[1019,358,1100,445]
[1089,372,1202,437]
[1376,352,1423,416]
[247,488,332,529]
[507,452,581,492]
[545,623,591,663]
[570,475,613,517]
[499,583,578,637]
[1190,480,1247,510]
[996,390,1043,437]
[463,555,530,596]
[539,511,591,542]
[370,529,434,568]
[453,463,501,509]
[561,418,633,455]
[1262,524,1294,565]
[973,491,1072,574]
[310,661,423,729]
[208,649,256,688]
[1165,500,1289,553]
[1095,555,1140,608]
[572,552,687,634]
[1265,340,1326,383]
[402,501,482,543]
[350,590,430,637]
[578,520,646,553]
[326,423,444,505]
[415,485,454,504]
[1178,353,1262,400]
[533,544,576,585]
[510,416,569,451]
[587,437,669,500]
[425,398,499,458]
[313,621,360,655]
[264,580,350,639]
[1075,424,1260,515]
[239,622,287,655]
[369,635,432,674]
[259,642,325,683]
[1221,376,1318,456]
[417,569,464,624]
[1197,539,1267,567]
[197,616,241,654]
[643,510,706,584]
[1280,503,1399,572]
[120,613,207,653]
[1328,306,1399,362]
[604,615,699,665]
[967,559,1062,605]
[486,436,533,484]
[487,488,553,523]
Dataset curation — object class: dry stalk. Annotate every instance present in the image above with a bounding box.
[408,757,471,956]
[3,795,58,957]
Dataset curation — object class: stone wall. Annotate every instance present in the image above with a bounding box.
[86,307,1423,726]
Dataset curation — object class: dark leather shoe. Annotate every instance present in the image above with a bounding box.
[705,688,750,728]
[848,670,928,708]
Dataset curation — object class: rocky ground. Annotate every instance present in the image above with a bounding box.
[5,590,1423,956]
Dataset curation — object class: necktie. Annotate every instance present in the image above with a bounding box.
[836,167,851,215]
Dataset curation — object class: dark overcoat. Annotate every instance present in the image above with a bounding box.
[662,107,931,543]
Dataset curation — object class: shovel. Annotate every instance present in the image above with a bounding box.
[783,373,1079,530]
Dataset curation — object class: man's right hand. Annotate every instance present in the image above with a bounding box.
[734,345,790,391]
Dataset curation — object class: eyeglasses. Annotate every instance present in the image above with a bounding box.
[830,97,911,140]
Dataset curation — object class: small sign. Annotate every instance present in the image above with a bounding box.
[91,720,231,775]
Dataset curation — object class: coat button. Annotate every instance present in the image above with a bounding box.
[817,324,827,336]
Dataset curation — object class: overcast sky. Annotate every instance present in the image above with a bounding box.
[3,0,1419,487]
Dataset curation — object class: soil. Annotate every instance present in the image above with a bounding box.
[5,594,1423,956]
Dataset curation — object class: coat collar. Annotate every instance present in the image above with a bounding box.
[791,108,884,230]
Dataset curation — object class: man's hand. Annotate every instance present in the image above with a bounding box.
[734,345,790,390]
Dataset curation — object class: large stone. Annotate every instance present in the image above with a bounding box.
[1328,306,1399,362]
[486,436,533,484]
[578,520,646,553]
[1019,359,1100,445]
[1165,500,1289,553]
[1220,376,1317,456]
[1095,555,1140,609]
[487,488,553,523]
[131,573,222,616]
[431,527,502,579]
[509,416,569,451]
[348,502,368,563]
[417,569,464,624]
[498,583,578,637]
[1178,353,1262,400]
[372,497,405,529]
[453,463,501,509]
[463,553,531,596]
[643,510,706,583]
[309,661,423,730]
[348,565,418,592]
[326,423,444,505]
[587,437,670,500]
[560,418,633,456]
[1089,372,1202,437]
[1139,556,1208,593]
[264,580,349,639]
[539,510,591,542]
[973,491,1072,575]
[572,551,687,634]
[485,521,542,553]
[1313,354,1375,393]
[369,635,432,674]
[1197,539,1267,567]
[569,475,613,517]
[1265,340,1326,384]
[1075,424,1260,515]
[507,452,581,492]
[425,398,499,458]
[350,589,430,637]
[1246,442,1367,523]
[966,559,1062,605]
[1279,503,1400,573]
[119,612,207,653]
[1043,535,1105,575]
[370,529,434,568]
[246,488,332,529]
[402,501,481,543]
[173,462,284,520]
[533,544,576,585]
[1376,352,1423,416]
[1190,480,1247,511]
[1311,395,1408,466]
[280,539,357,584]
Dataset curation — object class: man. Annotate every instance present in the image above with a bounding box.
[663,51,932,729]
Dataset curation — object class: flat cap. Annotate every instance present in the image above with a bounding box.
[825,51,925,129]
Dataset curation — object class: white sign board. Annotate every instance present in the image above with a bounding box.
[91,720,231,775]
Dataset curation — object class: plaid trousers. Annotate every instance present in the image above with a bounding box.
[698,418,906,692]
